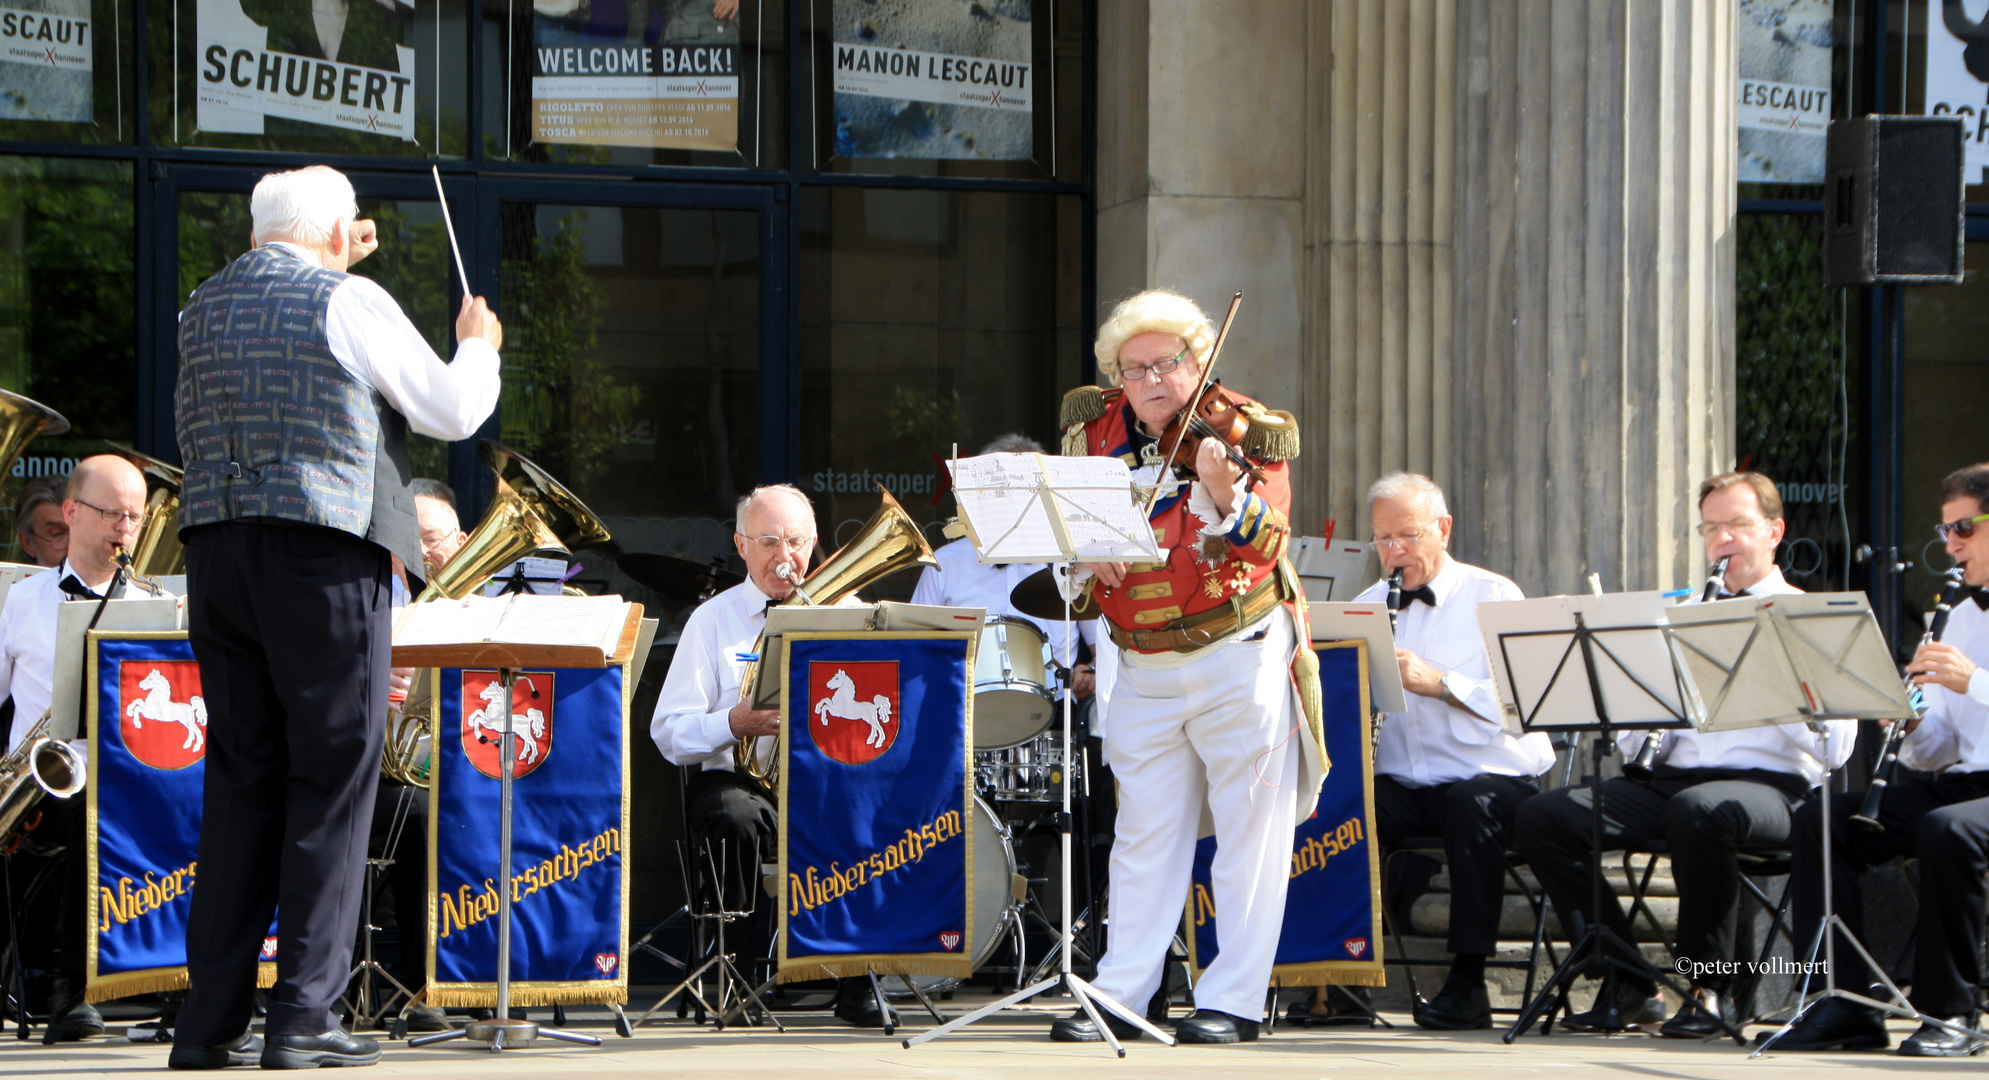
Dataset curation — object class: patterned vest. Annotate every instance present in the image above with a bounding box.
[173,245,419,571]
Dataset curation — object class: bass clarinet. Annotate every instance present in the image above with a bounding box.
[1850,566,1969,833]
[1624,554,1730,783]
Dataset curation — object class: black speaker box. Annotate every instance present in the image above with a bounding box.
[1825,115,1966,286]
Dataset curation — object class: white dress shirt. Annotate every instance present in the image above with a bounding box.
[649,578,774,772]
[0,560,113,753]
[1356,557,1557,786]
[1610,566,1854,788]
[1902,595,1989,774]
[259,242,500,442]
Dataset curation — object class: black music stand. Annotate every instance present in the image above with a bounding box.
[1488,607,1740,1043]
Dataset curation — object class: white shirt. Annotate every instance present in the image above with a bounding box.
[649,578,776,772]
[260,242,500,442]
[1356,557,1557,786]
[0,560,114,753]
[909,538,1092,666]
[1902,595,1989,773]
[1612,565,1854,787]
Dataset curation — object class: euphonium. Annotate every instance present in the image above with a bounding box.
[105,442,185,577]
[415,441,614,602]
[0,710,85,848]
[382,694,431,789]
[732,487,938,791]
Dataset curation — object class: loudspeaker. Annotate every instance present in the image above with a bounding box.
[1825,116,1966,286]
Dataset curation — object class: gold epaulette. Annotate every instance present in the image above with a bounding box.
[1059,385,1112,430]
[1241,409,1301,462]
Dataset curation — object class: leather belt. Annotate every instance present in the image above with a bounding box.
[1108,572,1289,654]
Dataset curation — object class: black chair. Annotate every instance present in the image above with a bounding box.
[1378,840,1560,1018]
[1617,840,1796,1027]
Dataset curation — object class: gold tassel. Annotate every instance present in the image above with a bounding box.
[257,962,276,990]
[1062,424,1089,457]
[1274,966,1388,988]
[1059,385,1110,430]
[85,970,189,1004]
[424,984,630,1008]
[1241,410,1302,461]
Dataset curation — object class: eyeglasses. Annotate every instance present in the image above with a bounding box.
[73,498,143,526]
[1935,512,1989,543]
[1119,348,1188,383]
[1370,523,1437,551]
[1694,516,1766,538]
[742,534,813,555]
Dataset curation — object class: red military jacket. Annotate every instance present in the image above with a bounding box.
[1059,383,1299,652]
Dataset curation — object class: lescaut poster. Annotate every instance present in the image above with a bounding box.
[1736,0,1832,184]
[830,0,1031,160]
[0,0,92,123]
[529,0,741,152]
[196,0,417,141]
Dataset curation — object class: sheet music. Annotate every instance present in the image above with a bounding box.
[395,593,630,657]
[947,452,1159,564]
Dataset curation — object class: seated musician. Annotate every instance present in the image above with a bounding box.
[1517,471,1853,1036]
[1325,473,1553,1031]
[412,478,468,578]
[1769,462,1989,1056]
[0,454,149,1042]
[1049,288,1318,1046]
[14,476,68,569]
[649,483,895,1028]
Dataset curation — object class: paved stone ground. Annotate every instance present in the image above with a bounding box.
[0,988,1973,1079]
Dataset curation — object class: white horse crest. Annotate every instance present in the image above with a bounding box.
[814,668,894,748]
[467,678,548,765]
[126,668,208,752]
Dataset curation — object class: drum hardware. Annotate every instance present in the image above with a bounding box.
[878,796,1025,1000]
[0,710,83,849]
[972,615,1055,750]
[1008,567,1098,622]
[975,731,1080,806]
[104,442,185,577]
[733,488,938,794]
[614,552,741,606]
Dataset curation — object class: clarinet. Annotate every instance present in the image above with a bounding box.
[1373,568,1404,754]
[1850,566,1969,833]
[1624,555,1731,782]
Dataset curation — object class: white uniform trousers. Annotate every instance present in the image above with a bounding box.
[1091,611,1300,1020]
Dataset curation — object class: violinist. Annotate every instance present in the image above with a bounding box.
[1046,289,1323,1046]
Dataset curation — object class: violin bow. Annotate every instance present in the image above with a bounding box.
[1140,291,1243,518]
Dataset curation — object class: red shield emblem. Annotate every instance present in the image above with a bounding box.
[117,661,206,770]
[805,661,900,765]
[460,671,555,779]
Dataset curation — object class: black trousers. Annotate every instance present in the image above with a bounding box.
[1374,773,1538,957]
[685,769,775,922]
[1516,766,1807,992]
[1790,772,1989,1016]
[367,779,427,991]
[5,795,86,992]
[178,521,391,1044]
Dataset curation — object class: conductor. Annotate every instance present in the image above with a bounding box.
[168,165,503,1069]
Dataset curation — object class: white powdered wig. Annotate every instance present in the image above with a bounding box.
[1367,472,1449,520]
[1091,289,1215,386]
[250,165,359,248]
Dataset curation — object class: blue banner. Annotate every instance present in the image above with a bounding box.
[778,631,974,982]
[429,664,629,1006]
[1187,640,1383,985]
[86,632,277,1001]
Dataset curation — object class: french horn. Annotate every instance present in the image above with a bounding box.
[733,487,937,792]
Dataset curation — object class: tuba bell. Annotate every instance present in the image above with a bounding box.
[0,710,86,849]
[733,487,938,792]
[415,440,615,602]
[104,442,185,577]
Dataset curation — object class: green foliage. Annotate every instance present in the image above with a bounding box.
[1735,214,1844,468]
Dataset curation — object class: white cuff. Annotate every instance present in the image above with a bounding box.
[1969,667,1989,708]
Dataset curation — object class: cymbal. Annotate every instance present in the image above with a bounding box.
[1009,567,1098,622]
[615,553,742,604]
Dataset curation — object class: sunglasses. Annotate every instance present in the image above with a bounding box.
[1935,512,1989,544]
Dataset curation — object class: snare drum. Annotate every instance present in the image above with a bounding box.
[973,616,1055,749]
[880,795,1021,997]
[975,730,1079,805]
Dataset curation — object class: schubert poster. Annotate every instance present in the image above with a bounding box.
[196,0,417,141]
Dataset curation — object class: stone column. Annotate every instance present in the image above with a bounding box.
[1448,0,1736,595]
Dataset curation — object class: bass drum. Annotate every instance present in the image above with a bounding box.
[973,615,1055,749]
[880,795,1021,998]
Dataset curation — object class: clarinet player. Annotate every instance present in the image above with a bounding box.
[1770,463,1989,1055]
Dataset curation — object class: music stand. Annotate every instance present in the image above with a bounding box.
[1732,597,1989,1055]
[1480,594,1740,1043]
[903,452,1173,1055]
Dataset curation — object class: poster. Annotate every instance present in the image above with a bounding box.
[529,0,740,152]
[0,0,92,122]
[196,0,417,141]
[830,0,1032,160]
[1927,0,1989,181]
[1737,0,1832,184]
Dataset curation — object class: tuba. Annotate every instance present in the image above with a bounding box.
[733,487,938,791]
[0,710,86,849]
[104,442,185,577]
[0,389,69,557]
[389,441,613,789]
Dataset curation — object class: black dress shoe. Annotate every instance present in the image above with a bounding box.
[1287,986,1376,1028]
[1560,981,1665,1032]
[1658,987,1729,1039]
[1752,997,1888,1051]
[831,987,899,1029]
[167,1031,263,1069]
[1048,1007,1144,1043]
[43,989,105,1044]
[1175,1008,1259,1044]
[1414,977,1491,1031]
[260,1029,382,1069]
[1898,1016,1984,1057]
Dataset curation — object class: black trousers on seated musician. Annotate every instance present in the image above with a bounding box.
[178,521,391,1045]
[366,778,428,996]
[5,795,87,1000]
[684,769,777,938]
[1790,773,1989,1017]
[1517,767,1809,995]
[1375,774,1538,956]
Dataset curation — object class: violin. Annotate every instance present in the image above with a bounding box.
[1156,382,1268,486]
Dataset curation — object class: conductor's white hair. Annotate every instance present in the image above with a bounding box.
[250,165,358,248]
[1367,472,1449,519]
[735,484,815,534]
[1091,289,1215,386]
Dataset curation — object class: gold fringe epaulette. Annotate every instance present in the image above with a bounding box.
[1242,410,1301,461]
[1059,385,1112,430]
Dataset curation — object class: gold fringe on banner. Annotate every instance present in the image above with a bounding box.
[1272,965,1388,989]
[85,968,186,1004]
[258,961,276,989]
[774,956,973,986]
[425,982,630,1009]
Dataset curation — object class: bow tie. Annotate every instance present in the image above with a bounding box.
[1963,585,1989,612]
[1715,588,1749,601]
[59,573,123,602]
[1399,584,1437,608]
